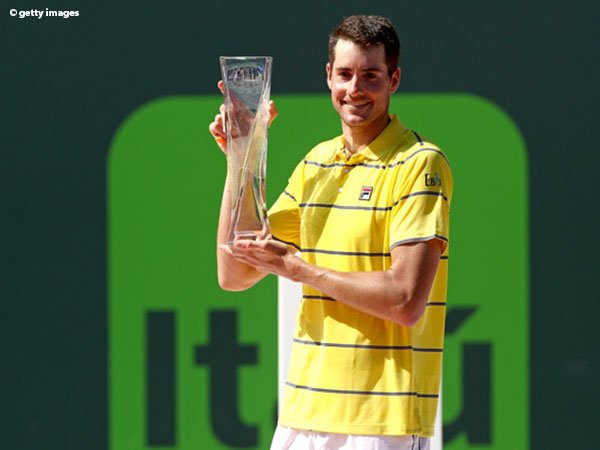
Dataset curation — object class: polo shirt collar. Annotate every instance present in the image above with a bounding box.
[335,115,408,162]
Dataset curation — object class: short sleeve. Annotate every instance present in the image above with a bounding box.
[389,149,453,252]
[267,159,304,251]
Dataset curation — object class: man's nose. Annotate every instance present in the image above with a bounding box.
[347,75,362,95]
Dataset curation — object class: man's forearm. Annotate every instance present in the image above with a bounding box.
[290,241,441,326]
[216,173,266,291]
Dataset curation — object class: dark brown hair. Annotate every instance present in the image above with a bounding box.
[328,15,401,76]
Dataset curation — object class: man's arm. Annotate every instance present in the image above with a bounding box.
[209,81,278,291]
[215,173,269,291]
[222,237,443,326]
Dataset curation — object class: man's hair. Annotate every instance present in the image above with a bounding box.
[328,15,401,76]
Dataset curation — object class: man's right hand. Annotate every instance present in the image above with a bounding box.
[208,80,279,154]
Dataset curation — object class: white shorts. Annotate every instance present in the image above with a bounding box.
[270,425,430,450]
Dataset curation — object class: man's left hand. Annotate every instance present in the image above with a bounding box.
[219,237,302,281]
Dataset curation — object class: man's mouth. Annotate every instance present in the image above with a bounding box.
[343,100,371,109]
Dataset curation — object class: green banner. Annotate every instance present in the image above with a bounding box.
[108,94,528,449]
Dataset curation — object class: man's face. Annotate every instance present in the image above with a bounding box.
[327,39,400,131]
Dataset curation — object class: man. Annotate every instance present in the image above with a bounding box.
[210,15,452,450]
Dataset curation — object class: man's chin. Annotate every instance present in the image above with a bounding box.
[341,115,371,128]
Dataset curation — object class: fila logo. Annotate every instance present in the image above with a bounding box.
[359,186,373,201]
[425,172,442,187]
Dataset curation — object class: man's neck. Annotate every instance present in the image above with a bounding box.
[341,113,391,156]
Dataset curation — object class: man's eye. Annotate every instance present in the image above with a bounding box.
[365,73,378,80]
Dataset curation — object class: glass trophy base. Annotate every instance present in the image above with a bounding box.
[225,230,266,245]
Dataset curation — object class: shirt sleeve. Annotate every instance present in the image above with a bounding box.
[389,148,453,252]
[267,159,304,251]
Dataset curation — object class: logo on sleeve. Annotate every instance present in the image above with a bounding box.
[425,172,442,187]
[359,186,373,201]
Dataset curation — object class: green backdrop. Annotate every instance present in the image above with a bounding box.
[108,94,527,449]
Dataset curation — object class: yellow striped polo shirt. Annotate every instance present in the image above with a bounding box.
[268,115,453,437]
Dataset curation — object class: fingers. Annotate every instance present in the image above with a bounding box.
[208,121,227,152]
[210,80,278,152]
[233,237,289,256]
[209,113,225,137]
[225,241,265,267]
[231,238,269,254]
[220,242,261,262]
[263,239,290,256]
[224,238,295,278]
[208,82,227,151]
[221,241,264,264]
[268,100,279,127]
[209,102,227,152]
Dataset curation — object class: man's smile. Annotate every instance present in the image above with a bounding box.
[342,100,371,108]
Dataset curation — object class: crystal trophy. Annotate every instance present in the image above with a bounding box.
[220,56,272,243]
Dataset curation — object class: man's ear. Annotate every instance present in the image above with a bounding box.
[326,62,332,90]
[390,67,401,93]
